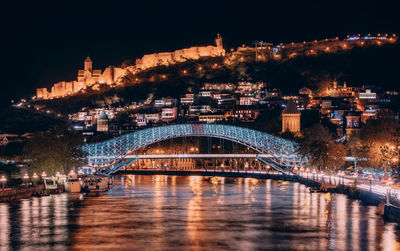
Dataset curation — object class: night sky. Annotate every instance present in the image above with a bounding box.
[2,0,399,106]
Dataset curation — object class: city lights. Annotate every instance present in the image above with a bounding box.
[2,1,400,249]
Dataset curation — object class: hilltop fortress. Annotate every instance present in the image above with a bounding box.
[135,34,225,70]
[36,57,126,99]
[36,33,396,100]
[37,34,225,99]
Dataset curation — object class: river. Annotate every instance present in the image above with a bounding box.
[0,175,399,250]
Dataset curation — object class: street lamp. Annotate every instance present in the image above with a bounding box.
[386,178,393,205]
[41,172,47,179]
[23,173,29,186]
[353,172,358,186]
[368,175,373,192]
[32,173,38,185]
[338,171,344,185]
[0,176,6,189]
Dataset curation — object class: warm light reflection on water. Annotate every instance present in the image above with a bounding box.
[0,175,400,250]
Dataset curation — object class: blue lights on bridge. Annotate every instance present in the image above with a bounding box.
[82,124,307,174]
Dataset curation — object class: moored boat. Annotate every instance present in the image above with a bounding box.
[64,171,82,193]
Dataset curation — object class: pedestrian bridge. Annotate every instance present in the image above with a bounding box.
[81,124,307,175]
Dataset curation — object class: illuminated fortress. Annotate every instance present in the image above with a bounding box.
[135,34,225,70]
[37,34,225,99]
[37,57,125,99]
[36,33,396,100]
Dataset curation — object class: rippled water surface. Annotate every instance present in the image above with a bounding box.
[1,175,400,250]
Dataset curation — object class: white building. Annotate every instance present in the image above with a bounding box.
[181,94,195,105]
[359,89,377,99]
[161,107,178,121]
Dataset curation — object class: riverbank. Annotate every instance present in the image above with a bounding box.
[0,186,44,202]
[0,184,64,202]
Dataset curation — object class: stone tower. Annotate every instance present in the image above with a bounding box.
[282,100,301,134]
[84,56,93,72]
[215,33,223,50]
[97,110,109,132]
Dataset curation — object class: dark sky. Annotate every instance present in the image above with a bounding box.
[2,0,399,106]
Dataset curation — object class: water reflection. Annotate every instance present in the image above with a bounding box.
[0,176,399,250]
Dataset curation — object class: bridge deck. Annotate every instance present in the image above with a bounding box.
[89,154,276,160]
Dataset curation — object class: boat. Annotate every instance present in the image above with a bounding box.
[82,175,109,194]
[64,171,82,193]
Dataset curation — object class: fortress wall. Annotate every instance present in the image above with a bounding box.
[136,45,225,70]
[73,81,85,93]
[37,36,226,99]
[113,67,126,83]
[100,67,113,84]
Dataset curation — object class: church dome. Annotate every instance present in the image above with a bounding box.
[282,100,300,114]
[98,110,108,120]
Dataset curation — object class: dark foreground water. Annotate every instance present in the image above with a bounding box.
[1,175,400,251]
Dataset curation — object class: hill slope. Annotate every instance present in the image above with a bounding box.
[31,43,400,114]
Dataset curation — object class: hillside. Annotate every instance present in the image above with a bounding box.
[0,107,65,134]
[30,43,400,114]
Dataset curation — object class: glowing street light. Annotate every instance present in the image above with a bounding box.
[0,176,6,189]
[23,173,29,186]
[32,173,38,185]
[368,175,374,192]
[41,172,47,179]
[386,178,393,205]
[338,171,345,185]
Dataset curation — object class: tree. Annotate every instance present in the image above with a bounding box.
[22,126,87,176]
[300,123,346,173]
[347,118,400,174]
[0,163,20,177]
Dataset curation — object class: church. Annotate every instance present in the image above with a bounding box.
[281,100,301,135]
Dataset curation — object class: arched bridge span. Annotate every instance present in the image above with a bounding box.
[81,124,307,174]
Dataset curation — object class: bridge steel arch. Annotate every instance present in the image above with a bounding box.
[82,124,307,174]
